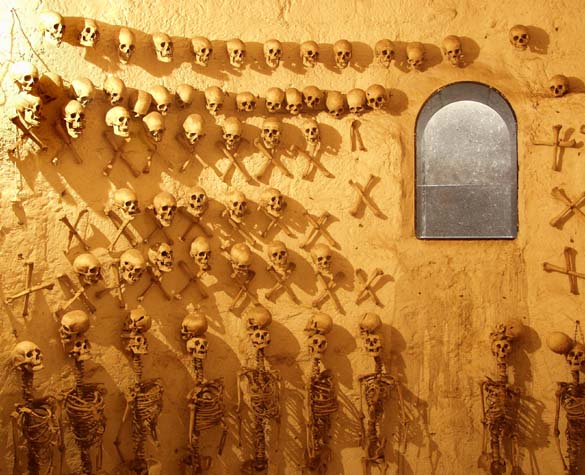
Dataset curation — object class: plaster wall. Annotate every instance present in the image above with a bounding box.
[0,0,582,473]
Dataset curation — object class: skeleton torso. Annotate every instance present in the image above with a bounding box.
[483,376,520,434]
[558,381,585,471]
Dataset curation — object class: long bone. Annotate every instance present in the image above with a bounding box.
[56,274,96,315]
[350,119,366,152]
[95,264,126,308]
[532,124,577,171]
[216,142,253,183]
[54,121,83,165]
[137,268,172,302]
[355,268,384,306]
[349,175,384,218]
[9,115,48,153]
[59,211,90,252]
[174,260,208,299]
[221,209,256,247]
[5,262,55,318]
[550,187,585,229]
[229,271,258,311]
[178,207,212,241]
[138,132,173,174]
[259,207,294,238]
[290,144,333,179]
[107,216,135,251]
[175,132,212,173]
[543,247,583,294]
[265,265,300,303]
[301,211,337,249]
[102,132,141,177]
[105,210,138,248]
[63,209,89,253]
[254,138,293,179]
[312,272,344,313]
[143,208,173,244]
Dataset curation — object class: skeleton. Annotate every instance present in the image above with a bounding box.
[310,244,344,313]
[204,86,225,115]
[118,27,136,64]
[96,248,146,308]
[406,42,425,70]
[302,85,324,110]
[190,236,212,272]
[70,77,95,106]
[255,117,292,179]
[532,124,577,171]
[509,25,529,50]
[236,91,257,112]
[325,91,346,119]
[103,106,141,177]
[105,187,141,251]
[265,87,285,113]
[104,76,126,105]
[37,72,63,103]
[264,39,282,68]
[374,39,395,68]
[79,18,99,47]
[442,35,464,67]
[192,36,213,66]
[333,39,352,69]
[300,40,319,68]
[177,114,210,172]
[9,92,47,153]
[137,242,174,302]
[357,313,405,475]
[480,321,523,475]
[53,100,85,165]
[226,38,246,68]
[152,32,173,62]
[73,253,102,287]
[39,11,65,46]
[4,261,55,318]
[222,190,256,246]
[237,315,281,474]
[10,341,61,475]
[176,84,197,109]
[179,186,212,241]
[265,241,299,303]
[11,61,39,93]
[258,187,293,237]
[225,242,258,311]
[116,307,164,474]
[549,75,569,98]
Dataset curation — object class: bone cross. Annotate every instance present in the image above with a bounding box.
[178,206,212,242]
[254,138,293,180]
[355,268,384,306]
[59,208,90,253]
[349,175,384,218]
[290,144,333,179]
[102,131,141,177]
[4,261,55,318]
[56,273,96,316]
[300,211,337,249]
[543,247,584,295]
[532,124,577,172]
[137,266,173,302]
[265,263,300,303]
[174,260,208,300]
[550,187,585,229]
[175,131,211,173]
[215,141,253,183]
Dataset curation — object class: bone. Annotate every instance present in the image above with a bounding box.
[105,210,138,247]
[565,247,579,294]
[178,208,212,241]
[532,124,578,171]
[302,211,337,249]
[291,144,333,179]
[5,262,55,318]
[54,121,83,165]
[312,272,344,313]
[21,261,34,318]
[350,120,366,152]
[550,187,585,229]
[355,268,384,305]
[349,175,384,218]
[266,266,300,303]
[175,260,208,299]
[59,213,90,251]
[9,116,48,152]
[254,138,292,179]
[215,141,253,183]
[56,273,96,314]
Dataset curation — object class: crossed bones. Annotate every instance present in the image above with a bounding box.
[543,247,585,295]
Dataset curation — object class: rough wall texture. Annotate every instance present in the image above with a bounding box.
[0,0,582,474]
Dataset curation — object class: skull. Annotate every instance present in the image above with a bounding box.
[11,62,39,93]
[148,242,174,274]
[260,187,284,218]
[265,87,285,113]
[366,84,388,110]
[63,100,86,139]
[152,191,177,227]
[264,39,282,68]
[129,90,152,118]
[244,305,272,335]
[406,42,425,70]
[183,114,205,145]
[374,39,395,68]
[311,243,332,276]
[359,313,382,334]
[14,93,42,128]
[204,86,224,115]
[73,253,101,286]
[566,343,585,371]
[442,35,463,67]
[261,117,282,150]
[225,190,247,223]
[70,77,95,106]
[325,91,346,118]
[266,240,288,273]
[308,334,328,356]
[103,76,126,105]
[491,338,512,363]
[190,236,211,271]
[363,334,382,357]
[222,117,243,151]
[39,11,64,46]
[143,111,165,142]
[113,188,140,219]
[303,118,321,145]
[305,312,333,336]
[285,88,303,115]
[181,307,208,340]
[549,75,569,97]
[127,305,152,332]
[251,329,271,349]
[37,72,63,103]
[59,310,90,344]
[119,249,146,284]
[187,337,209,359]
[105,106,130,138]
[300,40,319,68]
[302,85,324,110]
[152,32,173,63]
[79,18,99,47]
[12,341,43,372]
[236,91,257,112]
[150,85,172,115]
[333,39,352,69]
[187,186,208,219]
[229,242,252,279]
[176,84,196,109]
[509,25,529,50]
[226,38,246,68]
[192,36,213,66]
[118,27,136,64]
[66,336,91,361]
[347,88,367,115]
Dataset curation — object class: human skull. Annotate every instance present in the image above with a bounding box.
[244,305,272,334]
[73,253,101,286]
[374,39,395,68]
[150,85,172,115]
[491,338,512,363]
[129,90,152,118]
[333,39,352,69]
[549,75,569,97]
[347,88,367,115]
[187,337,209,359]
[406,42,425,70]
[175,84,196,109]
[14,93,42,128]
[152,191,177,227]
[70,77,95,106]
[152,32,173,63]
[305,312,333,336]
[103,76,126,105]
[143,111,165,142]
[79,18,99,47]
[63,100,86,139]
[187,186,208,218]
[12,341,43,372]
[236,91,257,112]
[113,188,140,219]
[265,87,285,113]
[204,86,224,115]
[105,106,130,138]
[285,88,303,115]
[59,310,90,344]
[261,117,282,150]
[66,336,91,361]
[37,72,63,103]
[308,334,328,355]
[148,242,174,274]
[225,190,247,223]
[509,25,529,50]
[300,40,319,68]
[119,249,146,284]
[192,36,213,66]
[260,187,284,217]
[190,236,211,271]
[442,35,463,66]
[118,27,136,64]
[251,329,271,349]
[366,84,388,110]
[264,39,282,68]
[40,11,64,46]
[303,118,321,145]
[183,114,205,145]
[11,62,39,93]
[267,241,288,272]
[566,343,585,371]
[230,242,252,278]
[226,38,246,68]
[311,243,332,276]
[181,307,208,340]
[127,305,152,332]
[222,117,243,151]
[325,91,346,118]
[363,334,382,357]
[359,312,382,334]
[302,85,323,110]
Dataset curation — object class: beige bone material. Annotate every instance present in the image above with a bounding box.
[254,138,292,179]
[532,124,577,171]
[550,187,585,229]
[175,260,208,300]
[5,262,55,318]
[349,175,384,218]
[543,247,583,295]
[355,268,384,306]
[216,141,253,183]
[59,211,90,251]
[300,211,337,249]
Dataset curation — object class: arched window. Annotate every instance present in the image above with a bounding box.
[415,82,517,239]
